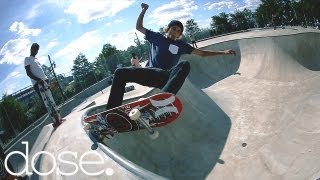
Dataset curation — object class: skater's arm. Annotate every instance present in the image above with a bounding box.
[25,65,43,83]
[191,48,236,57]
[136,3,148,34]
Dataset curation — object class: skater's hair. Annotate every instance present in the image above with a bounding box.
[163,20,184,39]
[31,43,40,49]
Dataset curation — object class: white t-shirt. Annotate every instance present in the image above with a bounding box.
[24,56,47,85]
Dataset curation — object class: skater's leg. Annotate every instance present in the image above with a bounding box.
[45,90,65,125]
[38,82,63,126]
[106,67,169,109]
[161,61,190,94]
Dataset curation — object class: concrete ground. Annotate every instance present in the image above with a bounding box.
[36,27,320,180]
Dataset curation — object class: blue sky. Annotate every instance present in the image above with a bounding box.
[0,0,261,97]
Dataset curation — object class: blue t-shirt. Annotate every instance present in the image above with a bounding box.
[145,29,195,70]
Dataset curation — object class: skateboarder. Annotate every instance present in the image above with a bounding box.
[106,3,236,110]
[24,43,64,127]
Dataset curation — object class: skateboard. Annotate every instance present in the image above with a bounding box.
[38,82,63,127]
[83,93,183,143]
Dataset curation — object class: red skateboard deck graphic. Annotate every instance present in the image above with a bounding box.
[83,93,183,139]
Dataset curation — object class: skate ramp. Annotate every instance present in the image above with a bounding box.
[100,31,320,179]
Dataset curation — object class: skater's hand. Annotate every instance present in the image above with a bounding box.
[37,79,44,86]
[49,81,59,89]
[141,3,149,11]
[224,49,236,56]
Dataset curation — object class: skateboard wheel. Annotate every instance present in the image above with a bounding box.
[129,109,141,121]
[83,124,91,131]
[149,130,159,140]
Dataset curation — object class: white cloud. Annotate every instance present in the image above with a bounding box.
[204,0,238,10]
[197,18,212,29]
[47,40,59,50]
[9,22,41,37]
[114,18,124,24]
[104,18,123,28]
[0,38,30,65]
[0,66,30,95]
[8,71,22,78]
[64,0,135,24]
[238,0,261,10]
[105,29,144,51]
[149,0,198,27]
[106,22,112,27]
[54,31,102,60]
[26,3,42,20]
[53,31,104,73]
[51,28,143,74]
[0,22,42,65]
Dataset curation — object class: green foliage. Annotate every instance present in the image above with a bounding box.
[211,13,233,35]
[63,84,77,98]
[255,0,281,27]
[72,53,95,89]
[94,53,110,78]
[0,95,29,143]
[230,9,256,30]
[101,44,119,73]
[255,0,320,27]
[185,19,200,36]
[42,65,54,80]
[25,96,46,123]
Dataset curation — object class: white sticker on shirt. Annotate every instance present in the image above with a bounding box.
[168,44,179,54]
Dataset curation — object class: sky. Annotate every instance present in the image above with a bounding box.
[0,0,261,97]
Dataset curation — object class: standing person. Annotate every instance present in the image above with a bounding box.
[189,33,198,48]
[24,43,64,127]
[131,52,141,67]
[272,14,277,30]
[106,3,236,110]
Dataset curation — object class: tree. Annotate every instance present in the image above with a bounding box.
[299,0,320,25]
[185,19,201,42]
[94,54,109,79]
[211,13,233,35]
[255,0,280,27]
[230,9,255,30]
[25,96,46,124]
[42,65,55,80]
[100,44,119,73]
[0,95,29,143]
[71,53,94,91]
[254,0,320,27]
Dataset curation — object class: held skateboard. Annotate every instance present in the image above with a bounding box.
[38,82,63,126]
[83,93,183,143]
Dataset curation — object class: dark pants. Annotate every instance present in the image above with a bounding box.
[106,61,190,109]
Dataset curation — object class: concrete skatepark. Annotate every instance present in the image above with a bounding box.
[7,27,320,179]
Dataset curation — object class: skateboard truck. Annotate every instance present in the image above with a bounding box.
[129,109,159,139]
